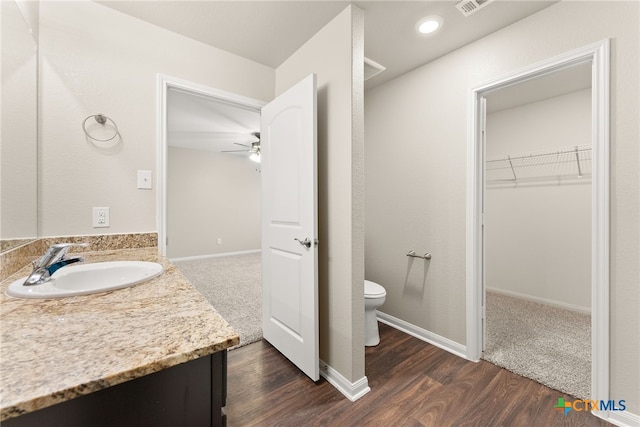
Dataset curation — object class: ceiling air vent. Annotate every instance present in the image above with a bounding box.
[455,0,495,17]
[364,57,386,81]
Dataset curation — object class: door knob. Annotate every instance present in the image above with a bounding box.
[294,237,312,248]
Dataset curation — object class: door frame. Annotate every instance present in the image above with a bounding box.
[466,39,610,404]
[156,74,265,256]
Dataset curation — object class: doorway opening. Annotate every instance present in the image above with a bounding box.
[482,62,592,398]
[157,74,265,257]
[157,74,321,379]
[165,87,261,260]
[157,75,265,348]
[466,39,610,406]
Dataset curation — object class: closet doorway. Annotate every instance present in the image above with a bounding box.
[466,39,610,404]
[482,63,592,398]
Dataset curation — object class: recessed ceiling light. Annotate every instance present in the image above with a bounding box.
[416,15,443,35]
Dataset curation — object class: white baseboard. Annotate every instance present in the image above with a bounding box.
[487,287,591,314]
[169,249,260,263]
[376,311,468,360]
[319,359,370,402]
[595,410,640,427]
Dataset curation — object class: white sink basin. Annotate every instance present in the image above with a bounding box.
[6,261,164,299]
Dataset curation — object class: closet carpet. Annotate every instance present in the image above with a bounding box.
[482,291,591,400]
[173,252,262,349]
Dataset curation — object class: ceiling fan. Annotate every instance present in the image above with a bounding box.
[222,132,261,162]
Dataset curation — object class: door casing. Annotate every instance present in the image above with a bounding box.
[466,39,610,412]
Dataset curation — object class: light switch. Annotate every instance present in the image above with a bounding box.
[137,170,152,189]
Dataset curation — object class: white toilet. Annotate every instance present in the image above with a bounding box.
[364,280,387,346]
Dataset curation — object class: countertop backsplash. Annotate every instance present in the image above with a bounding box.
[0,233,157,281]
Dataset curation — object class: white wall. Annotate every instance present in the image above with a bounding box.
[167,147,260,259]
[1,0,38,240]
[485,89,591,312]
[365,0,639,414]
[275,5,365,384]
[38,0,274,237]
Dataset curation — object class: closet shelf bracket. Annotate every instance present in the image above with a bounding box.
[574,146,583,177]
[507,155,517,181]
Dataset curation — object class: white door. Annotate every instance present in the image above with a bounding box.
[261,74,319,381]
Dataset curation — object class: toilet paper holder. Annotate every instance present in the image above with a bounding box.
[406,250,432,260]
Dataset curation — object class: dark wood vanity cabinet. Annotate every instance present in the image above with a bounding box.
[3,351,228,427]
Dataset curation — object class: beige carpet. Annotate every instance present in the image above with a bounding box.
[174,252,262,349]
[483,291,591,399]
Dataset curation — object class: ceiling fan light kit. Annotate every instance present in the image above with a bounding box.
[221,132,261,162]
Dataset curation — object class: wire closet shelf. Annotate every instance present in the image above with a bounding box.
[486,145,592,182]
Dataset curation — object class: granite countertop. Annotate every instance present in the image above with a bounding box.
[0,247,239,422]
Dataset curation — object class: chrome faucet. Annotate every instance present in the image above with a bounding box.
[23,243,89,286]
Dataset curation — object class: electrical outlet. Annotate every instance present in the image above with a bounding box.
[93,207,110,228]
[217,238,223,245]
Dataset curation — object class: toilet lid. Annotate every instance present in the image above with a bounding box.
[365,280,386,298]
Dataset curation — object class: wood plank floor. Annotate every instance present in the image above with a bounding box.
[226,323,611,427]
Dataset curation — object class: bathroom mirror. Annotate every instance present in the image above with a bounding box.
[1,0,39,253]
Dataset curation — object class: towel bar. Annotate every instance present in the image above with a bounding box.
[406,250,431,260]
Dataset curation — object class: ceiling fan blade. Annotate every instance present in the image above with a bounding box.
[233,142,251,148]
[222,149,249,153]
